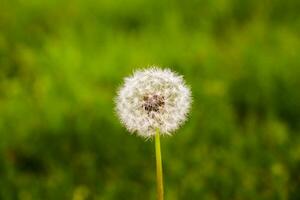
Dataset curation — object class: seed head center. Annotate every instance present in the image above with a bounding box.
[142,94,165,113]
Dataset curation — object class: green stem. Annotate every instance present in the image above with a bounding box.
[155,128,164,200]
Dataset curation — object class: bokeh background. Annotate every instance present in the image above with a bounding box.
[1,0,300,199]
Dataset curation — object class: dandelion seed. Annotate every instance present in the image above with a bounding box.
[115,67,192,138]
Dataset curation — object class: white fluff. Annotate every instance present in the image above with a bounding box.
[115,67,192,138]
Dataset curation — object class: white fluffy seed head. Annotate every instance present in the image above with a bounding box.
[115,67,192,138]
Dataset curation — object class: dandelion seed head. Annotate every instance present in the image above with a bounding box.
[115,67,192,138]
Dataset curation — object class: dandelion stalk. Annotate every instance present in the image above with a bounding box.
[155,128,164,200]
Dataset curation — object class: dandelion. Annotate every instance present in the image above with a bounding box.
[115,67,192,200]
[116,67,191,138]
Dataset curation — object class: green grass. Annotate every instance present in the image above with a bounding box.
[0,0,300,199]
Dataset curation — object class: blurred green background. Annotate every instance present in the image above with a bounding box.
[0,0,300,199]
